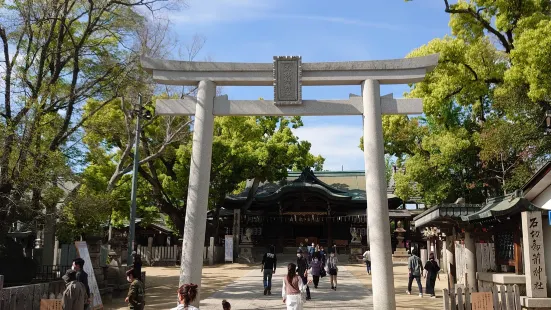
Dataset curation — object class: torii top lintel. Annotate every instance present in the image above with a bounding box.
[141,54,439,87]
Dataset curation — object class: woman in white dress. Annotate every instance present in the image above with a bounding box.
[282,263,309,310]
[171,283,199,310]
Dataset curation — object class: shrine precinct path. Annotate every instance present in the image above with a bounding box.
[108,257,446,310]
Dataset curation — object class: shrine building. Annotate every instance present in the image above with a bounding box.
[209,167,425,256]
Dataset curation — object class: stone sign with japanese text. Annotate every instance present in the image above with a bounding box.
[273,56,302,105]
[521,211,547,298]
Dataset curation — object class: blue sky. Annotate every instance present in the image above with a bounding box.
[166,0,452,171]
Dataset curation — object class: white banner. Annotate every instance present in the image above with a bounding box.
[225,235,233,262]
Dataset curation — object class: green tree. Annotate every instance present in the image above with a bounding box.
[381,0,551,204]
[83,94,324,235]
[0,0,185,254]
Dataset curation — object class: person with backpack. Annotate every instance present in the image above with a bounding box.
[261,245,277,295]
[424,252,441,298]
[406,250,424,297]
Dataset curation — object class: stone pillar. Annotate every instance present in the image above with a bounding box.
[233,209,241,261]
[522,211,547,297]
[543,218,551,297]
[208,237,215,265]
[327,203,333,248]
[447,235,456,287]
[464,232,477,291]
[362,79,396,310]
[147,237,153,265]
[441,238,447,273]
[364,207,369,246]
[178,80,216,305]
[53,237,59,266]
[420,249,428,269]
[42,205,56,265]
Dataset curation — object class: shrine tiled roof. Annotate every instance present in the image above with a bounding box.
[461,192,541,223]
[413,202,482,228]
[227,167,401,202]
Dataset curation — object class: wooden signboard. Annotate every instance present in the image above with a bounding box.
[75,241,103,310]
[40,299,62,310]
[471,292,493,310]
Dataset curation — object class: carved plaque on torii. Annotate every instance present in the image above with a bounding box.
[273,56,302,105]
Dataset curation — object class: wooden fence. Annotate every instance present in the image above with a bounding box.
[136,245,180,266]
[443,284,521,310]
[0,275,66,310]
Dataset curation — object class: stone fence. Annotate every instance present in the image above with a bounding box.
[0,275,65,310]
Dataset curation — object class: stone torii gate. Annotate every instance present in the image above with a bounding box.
[142,54,438,310]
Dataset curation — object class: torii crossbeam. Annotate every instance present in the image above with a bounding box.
[142,54,438,310]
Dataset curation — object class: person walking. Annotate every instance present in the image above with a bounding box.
[171,283,199,310]
[282,263,309,310]
[296,249,311,300]
[309,253,323,289]
[363,247,371,275]
[222,299,231,310]
[131,252,143,281]
[424,252,440,298]
[326,251,339,291]
[125,268,145,310]
[407,250,424,297]
[319,246,326,266]
[62,269,86,310]
[308,243,315,263]
[72,258,90,309]
[261,245,277,295]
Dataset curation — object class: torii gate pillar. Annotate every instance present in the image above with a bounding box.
[178,80,216,303]
[362,79,396,308]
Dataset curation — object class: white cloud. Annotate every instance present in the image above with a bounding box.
[294,123,365,171]
[167,0,278,24]
[168,0,413,31]
[275,14,404,31]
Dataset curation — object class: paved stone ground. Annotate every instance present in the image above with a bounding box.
[107,257,444,309]
[199,261,373,310]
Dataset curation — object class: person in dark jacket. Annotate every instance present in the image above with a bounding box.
[309,253,323,289]
[296,249,311,300]
[261,245,277,295]
[131,252,142,281]
[424,252,440,298]
[125,268,145,310]
[62,269,86,310]
[72,258,90,308]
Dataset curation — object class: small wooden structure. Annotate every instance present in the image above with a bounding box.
[442,284,521,310]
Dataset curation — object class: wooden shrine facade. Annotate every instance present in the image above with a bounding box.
[209,168,417,251]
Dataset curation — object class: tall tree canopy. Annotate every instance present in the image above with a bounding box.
[82,99,325,234]
[0,0,184,253]
[375,0,551,205]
